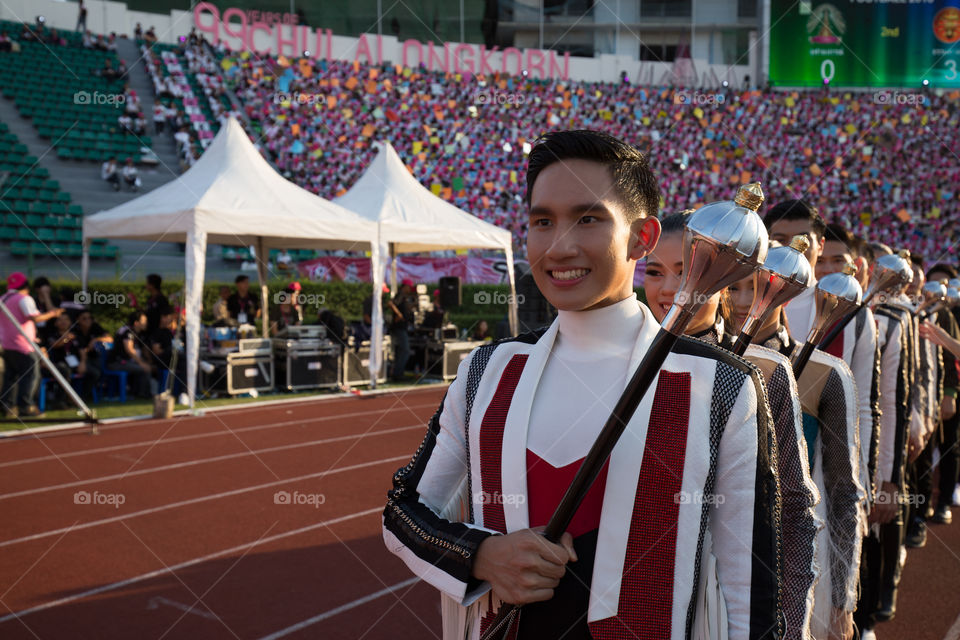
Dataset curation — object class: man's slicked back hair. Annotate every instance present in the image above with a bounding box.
[763,199,827,240]
[525,130,660,222]
[824,222,858,256]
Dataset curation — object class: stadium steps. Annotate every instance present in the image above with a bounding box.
[0,43,237,282]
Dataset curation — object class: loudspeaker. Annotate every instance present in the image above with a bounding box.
[516,269,555,332]
[439,276,461,308]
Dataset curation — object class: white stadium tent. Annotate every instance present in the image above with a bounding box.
[81,117,378,409]
[335,141,519,385]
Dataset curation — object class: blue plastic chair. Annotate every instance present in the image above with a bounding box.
[97,343,128,403]
[36,372,96,412]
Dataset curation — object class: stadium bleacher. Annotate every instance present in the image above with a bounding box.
[0,21,152,163]
[0,119,118,260]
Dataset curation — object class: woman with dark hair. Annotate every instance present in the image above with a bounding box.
[645,212,834,640]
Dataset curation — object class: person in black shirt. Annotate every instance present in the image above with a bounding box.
[227,275,260,325]
[269,283,303,335]
[42,313,77,407]
[143,273,172,337]
[73,309,108,398]
[108,311,152,398]
[389,280,416,381]
[151,309,186,391]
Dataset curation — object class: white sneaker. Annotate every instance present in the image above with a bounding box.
[177,393,189,406]
[861,629,876,640]
[899,544,907,569]
[952,483,960,507]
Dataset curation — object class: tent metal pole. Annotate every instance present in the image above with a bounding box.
[256,237,269,338]
[389,242,398,295]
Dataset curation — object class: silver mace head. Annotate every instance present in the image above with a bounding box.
[948,287,960,309]
[663,182,769,334]
[738,234,813,340]
[920,281,947,311]
[865,251,914,306]
[949,278,960,291]
[805,262,863,347]
[919,281,952,318]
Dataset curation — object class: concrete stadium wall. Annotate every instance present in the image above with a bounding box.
[0,0,751,87]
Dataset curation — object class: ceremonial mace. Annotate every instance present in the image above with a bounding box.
[928,286,960,317]
[814,251,913,351]
[917,281,952,321]
[479,183,770,640]
[791,263,862,378]
[730,235,813,357]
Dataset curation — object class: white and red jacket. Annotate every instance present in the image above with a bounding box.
[383,299,782,640]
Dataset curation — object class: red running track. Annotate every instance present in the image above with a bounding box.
[0,387,957,640]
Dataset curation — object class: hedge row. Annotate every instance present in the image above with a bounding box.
[8,279,648,336]
[19,280,519,335]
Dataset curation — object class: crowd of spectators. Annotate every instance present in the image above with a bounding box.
[215,52,960,259]
[140,32,240,171]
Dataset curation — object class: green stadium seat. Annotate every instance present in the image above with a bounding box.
[0,226,15,241]
[36,228,55,242]
[10,241,28,256]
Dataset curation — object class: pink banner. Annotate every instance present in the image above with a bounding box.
[297,256,646,287]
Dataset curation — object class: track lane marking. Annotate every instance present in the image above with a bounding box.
[0,403,438,468]
[255,578,421,640]
[0,425,423,500]
[0,507,384,625]
[0,455,408,548]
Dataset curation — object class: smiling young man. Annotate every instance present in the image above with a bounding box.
[383,130,781,640]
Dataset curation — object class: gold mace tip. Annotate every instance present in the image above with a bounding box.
[734,182,765,211]
[842,262,858,276]
[898,249,911,260]
[789,234,810,253]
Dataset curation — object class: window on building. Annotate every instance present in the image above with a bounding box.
[640,1,692,18]
[640,43,679,62]
[738,0,758,18]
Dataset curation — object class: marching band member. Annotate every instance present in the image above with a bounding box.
[726,247,863,640]
[867,250,915,627]
[383,131,782,640]
[646,215,818,640]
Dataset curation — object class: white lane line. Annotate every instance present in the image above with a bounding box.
[0,385,446,440]
[147,596,220,621]
[0,403,437,468]
[945,609,960,640]
[255,577,421,640]
[0,507,383,625]
[0,425,422,500]
[0,455,409,548]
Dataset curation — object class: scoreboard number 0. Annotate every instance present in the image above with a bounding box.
[820,59,836,84]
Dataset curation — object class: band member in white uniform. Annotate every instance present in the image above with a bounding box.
[383,131,782,640]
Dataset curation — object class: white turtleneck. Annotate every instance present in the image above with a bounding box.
[527,294,645,467]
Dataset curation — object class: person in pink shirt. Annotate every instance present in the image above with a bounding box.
[1,272,64,418]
